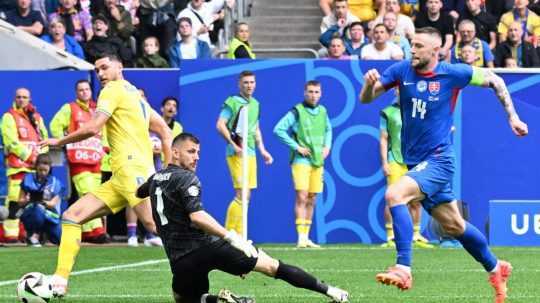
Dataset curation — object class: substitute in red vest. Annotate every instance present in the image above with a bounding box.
[50,80,107,243]
[1,88,49,243]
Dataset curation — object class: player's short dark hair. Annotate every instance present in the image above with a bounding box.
[173,133,200,146]
[305,80,321,89]
[96,53,121,63]
[75,79,90,90]
[238,70,255,80]
[415,26,442,40]
[161,96,178,108]
[36,153,52,167]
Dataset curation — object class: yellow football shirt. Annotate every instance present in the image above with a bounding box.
[96,79,153,172]
[498,9,540,37]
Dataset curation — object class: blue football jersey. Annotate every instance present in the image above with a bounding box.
[380,60,473,165]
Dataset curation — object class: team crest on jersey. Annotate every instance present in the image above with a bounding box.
[428,81,440,95]
[187,185,199,197]
[416,81,427,92]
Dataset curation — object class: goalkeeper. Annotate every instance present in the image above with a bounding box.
[136,133,349,303]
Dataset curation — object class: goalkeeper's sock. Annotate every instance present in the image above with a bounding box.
[225,198,244,234]
[201,294,218,303]
[455,222,497,271]
[390,204,413,267]
[385,223,394,241]
[275,261,328,294]
[55,220,82,279]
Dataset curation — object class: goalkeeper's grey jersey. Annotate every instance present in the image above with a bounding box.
[147,164,218,261]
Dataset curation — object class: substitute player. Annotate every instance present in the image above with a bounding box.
[216,70,273,235]
[360,27,528,302]
[273,80,331,248]
[379,100,432,248]
[136,133,349,303]
[40,54,173,297]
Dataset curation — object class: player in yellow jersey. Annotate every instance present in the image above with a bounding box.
[39,54,173,297]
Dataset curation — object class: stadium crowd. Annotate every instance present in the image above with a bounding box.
[1,0,540,66]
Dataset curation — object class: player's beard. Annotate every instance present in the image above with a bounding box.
[412,56,430,70]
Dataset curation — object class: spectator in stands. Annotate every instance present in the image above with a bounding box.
[19,153,63,247]
[84,15,134,65]
[49,80,108,243]
[320,21,366,57]
[135,36,169,67]
[41,18,85,59]
[32,0,59,23]
[138,0,177,57]
[168,16,211,66]
[177,0,226,48]
[459,0,497,49]
[374,0,414,40]
[98,0,134,42]
[48,0,92,43]
[383,12,411,59]
[495,21,540,67]
[504,57,518,68]
[458,44,478,65]
[320,0,378,21]
[498,0,540,45]
[119,0,140,27]
[325,36,351,59]
[5,0,46,36]
[414,0,454,60]
[227,22,255,59]
[1,88,48,243]
[361,23,403,60]
[320,0,359,34]
[451,19,494,67]
[161,96,183,137]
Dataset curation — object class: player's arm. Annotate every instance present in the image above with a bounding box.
[471,67,528,136]
[255,123,273,164]
[149,109,173,167]
[359,69,386,104]
[40,112,109,148]
[216,107,242,153]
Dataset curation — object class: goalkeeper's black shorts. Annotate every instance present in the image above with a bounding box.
[170,239,258,301]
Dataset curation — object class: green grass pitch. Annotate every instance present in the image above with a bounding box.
[0,245,539,302]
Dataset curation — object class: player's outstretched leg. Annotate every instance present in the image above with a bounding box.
[51,194,111,297]
[253,249,349,302]
[376,204,414,290]
[432,202,512,302]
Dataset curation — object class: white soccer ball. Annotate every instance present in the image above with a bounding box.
[16,272,53,303]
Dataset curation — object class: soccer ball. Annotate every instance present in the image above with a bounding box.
[16,272,53,303]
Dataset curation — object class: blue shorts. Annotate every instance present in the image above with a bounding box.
[407,155,455,213]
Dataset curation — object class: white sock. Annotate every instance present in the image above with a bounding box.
[490,261,500,273]
[200,294,208,303]
[396,264,412,273]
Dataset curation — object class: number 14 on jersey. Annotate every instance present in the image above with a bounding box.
[411,98,427,119]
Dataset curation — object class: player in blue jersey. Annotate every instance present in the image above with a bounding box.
[360,27,528,303]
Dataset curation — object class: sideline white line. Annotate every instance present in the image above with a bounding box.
[0,259,168,287]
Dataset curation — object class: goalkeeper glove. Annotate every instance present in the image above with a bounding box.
[224,230,258,258]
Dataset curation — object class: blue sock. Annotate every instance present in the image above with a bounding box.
[390,204,413,267]
[455,222,497,271]
[145,231,156,239]
[127,224,137,238]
